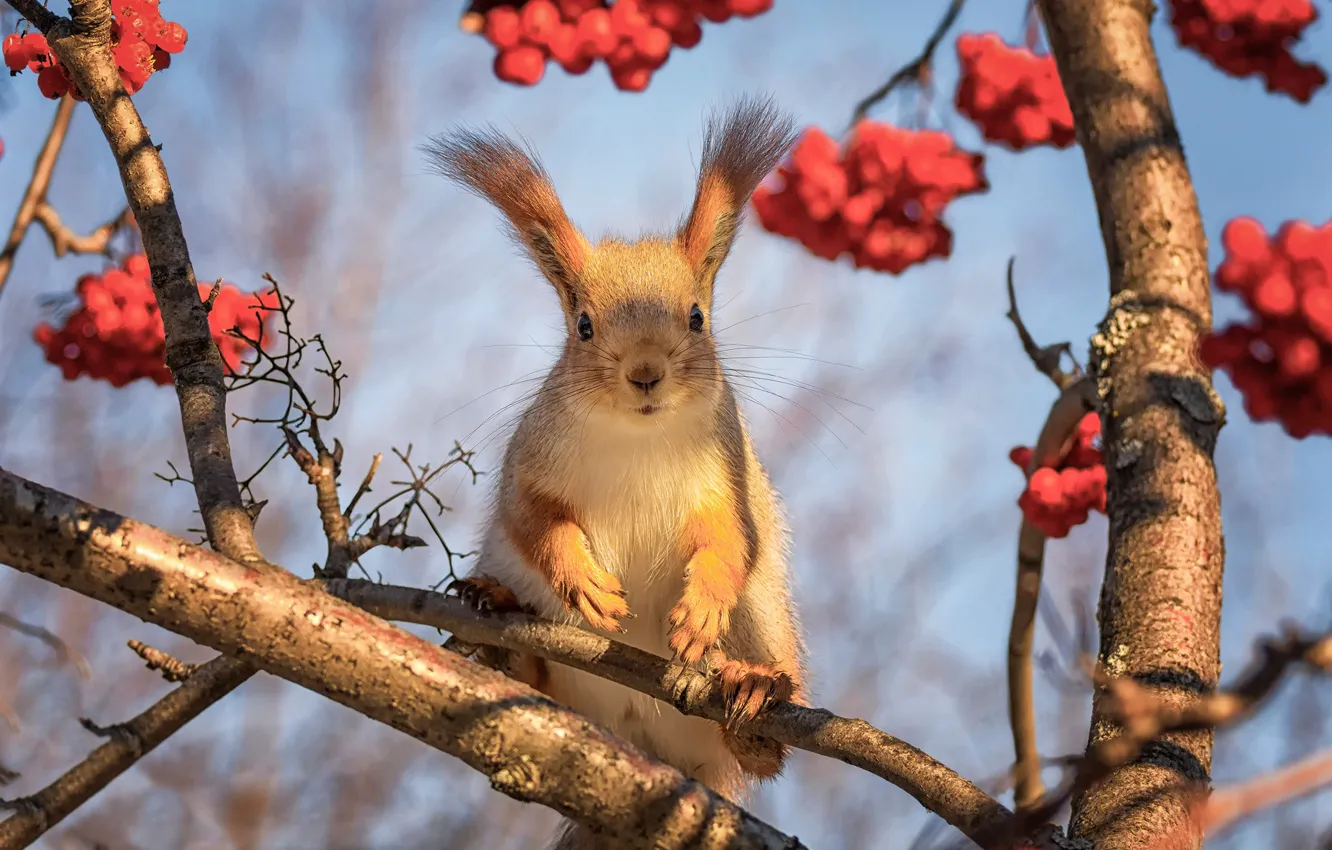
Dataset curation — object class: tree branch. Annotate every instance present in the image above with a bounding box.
[329,579,1079,850]
[1006,378,1096,812]
[29,202,132,258]
[1005,257,1084,393]
[0,654,253,846]
[1198,746,1332,839]
[0,95,76,303]
[1022,629,1332,832]
[0,468,801,850]
[1035,1,1224,846]
[0,611,90,680]
[10,0,262,562]
[127,640,199,683]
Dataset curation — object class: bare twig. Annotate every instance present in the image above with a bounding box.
[1197,747,1332,839]
[332,579,1072,850]
[1007,377,1096,811]
[0,469,802,850]
[0,611,90,679]
[847,0,966,130]
[0,95,76,302]
[0,654,255,846]
[1005,258,1083,392]
[1022,630,1332,831]
[127,640,198,683]
[30,202,133,258]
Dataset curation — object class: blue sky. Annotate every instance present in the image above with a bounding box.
[2,1,1331,847]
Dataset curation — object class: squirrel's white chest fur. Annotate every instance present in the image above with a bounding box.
[476,405,741,789]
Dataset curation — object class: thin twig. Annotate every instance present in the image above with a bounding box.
[30,202,133,258]
[847,0,967,131]
[1021,630,1332,830]
[0,611,91,679]
[1005,257,1083,392]
[1196,747,1332,839]
[0,95,76,302]
[127,639,199,683]
[0,655,254,846]
[1007,359,1096,810]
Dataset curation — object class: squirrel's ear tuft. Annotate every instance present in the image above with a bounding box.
[677,95,797,295]
[424,127,589,312]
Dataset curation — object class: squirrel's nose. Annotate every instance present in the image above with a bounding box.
[626,361,665,392]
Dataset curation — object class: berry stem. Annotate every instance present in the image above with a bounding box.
[846,0,967,133]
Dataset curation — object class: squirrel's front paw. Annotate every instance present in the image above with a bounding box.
[668,588,731,665]
[715,658,793,728]
[556,567,630,633]
[446,575,524,614]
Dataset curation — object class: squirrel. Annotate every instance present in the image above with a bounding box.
[426,95,806,849]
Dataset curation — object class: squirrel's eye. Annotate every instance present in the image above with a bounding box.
[688,304,705,333]
[576,313,593,341]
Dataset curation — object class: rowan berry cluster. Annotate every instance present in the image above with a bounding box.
[954,33,1076,151]
[750,122,987,275]
[3,0,186,99]
[1200,217,1332,438]
[475,0,771,91]
[1009,412,1107,539]
[33,254,277,387]
[1167,0,1325,103]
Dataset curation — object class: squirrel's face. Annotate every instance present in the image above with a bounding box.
[427,96,797,427]
[561,240,723,421]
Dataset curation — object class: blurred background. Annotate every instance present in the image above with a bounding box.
[1,1,1331,847]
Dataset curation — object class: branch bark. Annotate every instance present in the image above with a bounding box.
[329,579,1042,849]
[1035,1,1225,847]
[10,0,261,561]
[0,469,801,850]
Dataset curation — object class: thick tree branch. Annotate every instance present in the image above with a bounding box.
[330,579,1081,850]
[1036,1,1225,847]
[0,654,253,847]
[0,469,800,850]
[0,96,76,302]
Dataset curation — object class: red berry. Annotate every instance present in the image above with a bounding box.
[494,45,547,86]
[483,6,523,50]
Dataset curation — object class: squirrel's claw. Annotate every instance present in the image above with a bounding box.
[667,598,727,665]
[562,567,631,633]
[715,659,793,730]
[445,575,523,616]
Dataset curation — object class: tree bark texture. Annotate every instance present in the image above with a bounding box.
[0,468,798,850]
[1036,2,1226,848]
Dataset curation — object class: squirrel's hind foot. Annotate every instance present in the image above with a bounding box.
[446,574,526,615]
[714,658,793,728]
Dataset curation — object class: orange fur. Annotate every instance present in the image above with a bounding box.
[668,506,751,663]
[502,484,630,633]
